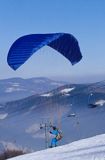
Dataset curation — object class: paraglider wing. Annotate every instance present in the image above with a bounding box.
[7,33,82,70]
[48,33,82,65]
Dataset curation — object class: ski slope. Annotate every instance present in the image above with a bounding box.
[8,134,105,160]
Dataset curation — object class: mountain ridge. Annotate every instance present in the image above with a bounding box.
[0,77,68,103]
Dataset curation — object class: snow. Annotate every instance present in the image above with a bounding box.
[7,134,105,160]
[60,87,75,94]
[5,87,26,93]
[41,93,53,97]
[12,83,20,87]
[40,88,75,97]
[95,99,105,106]
[0,113,8,119]
[5,82,27,93]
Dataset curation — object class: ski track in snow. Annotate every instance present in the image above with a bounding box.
[7,134,105,160]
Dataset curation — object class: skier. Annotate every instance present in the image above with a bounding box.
[49,126,62,148]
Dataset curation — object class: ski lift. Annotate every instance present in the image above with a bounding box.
[67,113,76,117]
[39,120,52,149]
[88,93,98,108]
[67,97,76,118]
[40,123,43,129]
[66,96,80,126]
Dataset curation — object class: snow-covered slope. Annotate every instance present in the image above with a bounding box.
[0,82,105,153]
[8,134,105,160]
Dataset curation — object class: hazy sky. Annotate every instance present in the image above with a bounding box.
[0,0,105,83]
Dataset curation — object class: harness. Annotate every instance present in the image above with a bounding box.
[56,130,63,141]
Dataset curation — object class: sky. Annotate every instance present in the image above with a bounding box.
[0,0,105,83]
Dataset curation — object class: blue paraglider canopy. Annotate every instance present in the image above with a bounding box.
[7,33,82,70]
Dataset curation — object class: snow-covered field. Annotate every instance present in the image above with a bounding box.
[8,134,105,160]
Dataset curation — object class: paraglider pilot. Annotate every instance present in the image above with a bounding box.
[49,126,62,148]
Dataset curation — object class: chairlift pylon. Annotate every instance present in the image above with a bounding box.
[67,96,80,127]
[88,92,98,108]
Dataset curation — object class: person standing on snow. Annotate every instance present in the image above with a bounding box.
[49,126,62,148]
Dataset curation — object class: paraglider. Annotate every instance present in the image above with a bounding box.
[7,33,82,70]
[6,32,83,149]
